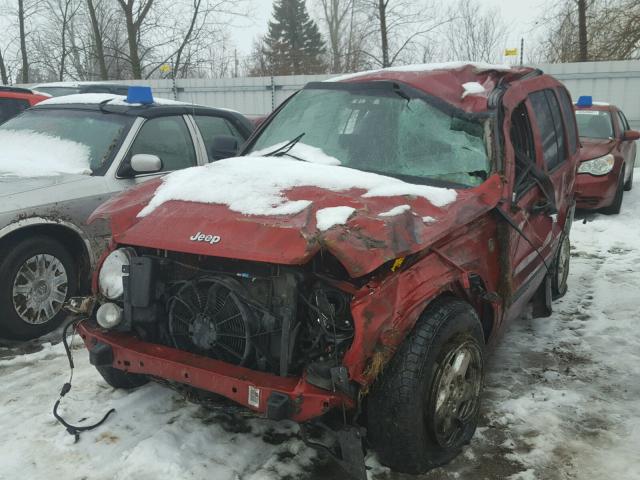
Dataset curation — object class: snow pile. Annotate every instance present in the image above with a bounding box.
[378,204,411,217]
[316,206,355,231]
[41,93,187,106]
[138,156,457,217]
[0,130,92,177]
[422,215,437,223]
[328,61,512,82]
[461,81,485,98]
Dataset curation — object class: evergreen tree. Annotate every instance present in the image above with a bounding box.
[263,0,328,75]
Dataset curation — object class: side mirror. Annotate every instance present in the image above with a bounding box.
[130,153,162,174]
[623,130,640,141]
[210,135,239,161]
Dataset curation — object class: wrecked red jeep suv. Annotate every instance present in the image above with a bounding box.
[75,63,579,477]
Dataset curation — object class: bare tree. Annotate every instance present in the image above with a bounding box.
[0,48,8,84]
[540,0,640,62]
[577,0,587,61]
[86,0,108,79]
[445,0,507,63]
[18,0,29,82]
[114,0,154,79]
[361,0,452,68]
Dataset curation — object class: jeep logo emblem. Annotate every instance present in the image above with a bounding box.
[189,232,221,245]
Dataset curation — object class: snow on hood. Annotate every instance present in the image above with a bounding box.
[40,93,188,106]
[0,130,92,177]
[137,156,457,218]
[316,206,356,231]
[328,61,512,82]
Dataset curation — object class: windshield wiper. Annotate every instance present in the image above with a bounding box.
[263,133,305,159]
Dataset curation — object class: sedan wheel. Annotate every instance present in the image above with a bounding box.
[0,236,76,340]
[12,254,69,325]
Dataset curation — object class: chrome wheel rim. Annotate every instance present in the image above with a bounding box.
[431,341,482,448]
[12,254,68,325]
[557,236,570,290]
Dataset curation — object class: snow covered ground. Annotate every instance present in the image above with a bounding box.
[1,181,639,480]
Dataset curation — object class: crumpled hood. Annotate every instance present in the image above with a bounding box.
[579,138,615,161]
[91,159,503,278]
[0,174,89,199]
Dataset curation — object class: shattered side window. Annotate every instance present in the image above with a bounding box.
[511,101,537,197]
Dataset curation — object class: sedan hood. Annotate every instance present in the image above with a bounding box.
[579,138,615,161]
[91,158,503,278]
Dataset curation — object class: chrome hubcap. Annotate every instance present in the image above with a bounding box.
[12,254,68,325]
[432,341,482,448]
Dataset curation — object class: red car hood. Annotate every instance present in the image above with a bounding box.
[91,170,503,278]
[579,138,615,161]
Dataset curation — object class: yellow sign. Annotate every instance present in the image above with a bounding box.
[159,64,171,73]
[504,48,518,57]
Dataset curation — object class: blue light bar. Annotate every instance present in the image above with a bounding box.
[126,86,154,105]
[576,95,593,107]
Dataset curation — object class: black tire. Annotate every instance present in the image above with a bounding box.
[601,168,625,215]
[552,234,570,300]
[624,165,633,191]
[367,298,484,474]
[96,365,149,389]
[0,236,77,340]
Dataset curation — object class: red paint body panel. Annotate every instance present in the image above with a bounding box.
[90,174,504,278]
[0,90,49,106]
[339,65,534,113]
[79,322,351,422]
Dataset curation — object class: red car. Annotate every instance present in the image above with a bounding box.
[0,86,48,123]
[73,64,579,477]
[574,97,639,214]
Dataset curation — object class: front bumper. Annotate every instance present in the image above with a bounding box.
[78,321,353,422]
[575,171,619,210]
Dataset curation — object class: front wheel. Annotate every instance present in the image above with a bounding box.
[0,237,77,340]
[602,168,625,215]
[96,365,149,389]
[367,298,484,473]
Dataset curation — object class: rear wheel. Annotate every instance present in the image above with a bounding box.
[0,237,77,340]
[367,298,484,473]
[552,234,570,300]
[96,365,149,389]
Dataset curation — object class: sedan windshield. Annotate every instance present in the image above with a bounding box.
[249,84,492,187]
[0,109,132,177]
[575,110,614,139]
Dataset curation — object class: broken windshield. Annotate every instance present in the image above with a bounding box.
[249,83,492,187]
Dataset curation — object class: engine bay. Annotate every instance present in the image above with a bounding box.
[114,248,356,381]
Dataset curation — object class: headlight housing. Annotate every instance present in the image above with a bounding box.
[98,248,135,299]
[578,154,615,176]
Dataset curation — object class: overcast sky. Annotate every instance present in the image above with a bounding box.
[230,0,549,62]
